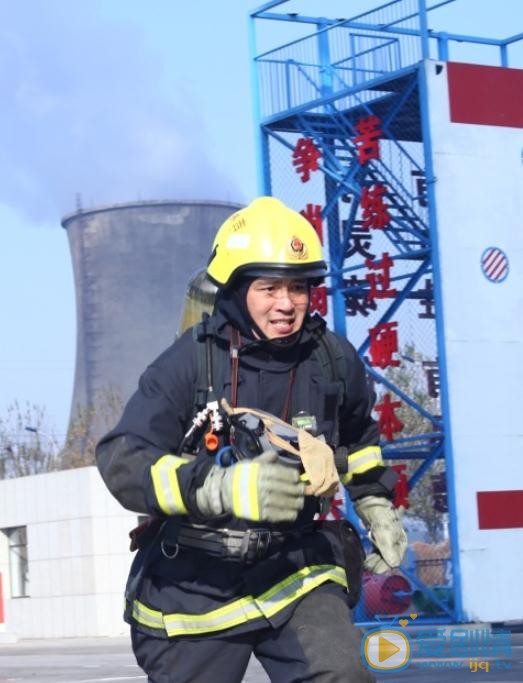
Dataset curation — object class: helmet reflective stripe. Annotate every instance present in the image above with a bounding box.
[207,197,327,287]
[150,455,190,515]
[130,564,347,636]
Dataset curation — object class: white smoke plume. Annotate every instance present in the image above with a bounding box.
[0,0,241,222]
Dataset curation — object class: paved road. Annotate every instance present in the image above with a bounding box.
[1,631,522,682]
[0,637,268,683]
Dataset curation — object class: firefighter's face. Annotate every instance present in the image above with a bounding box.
[246,277,309,338]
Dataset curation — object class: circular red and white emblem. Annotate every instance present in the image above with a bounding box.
[289,237,308,259]
[481,246,509,283]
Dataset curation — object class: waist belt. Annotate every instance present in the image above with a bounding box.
[162,523,315,564]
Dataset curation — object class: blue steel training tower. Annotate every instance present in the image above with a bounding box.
[249,0,523,625]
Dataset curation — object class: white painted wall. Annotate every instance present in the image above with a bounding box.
[425,59,523,622]
[0,467,138,638]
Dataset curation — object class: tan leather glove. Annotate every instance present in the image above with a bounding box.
[354,495,408,573]
[297,429,339,497]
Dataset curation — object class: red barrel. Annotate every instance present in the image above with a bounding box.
[362,573,412,615]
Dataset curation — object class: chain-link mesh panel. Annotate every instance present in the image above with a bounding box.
[256,0,425,119]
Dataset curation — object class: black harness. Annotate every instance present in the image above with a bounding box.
[190,313,347,451]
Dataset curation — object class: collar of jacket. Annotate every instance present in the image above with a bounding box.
[209,310,326,371]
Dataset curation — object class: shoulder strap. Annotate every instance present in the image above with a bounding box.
[312,328,348,390]
[193,316,210,408]
[311,327,348,448]
[195,316,348,424]
[192,314,229,409]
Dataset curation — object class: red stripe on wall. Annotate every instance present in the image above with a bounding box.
[0,573,4,624]
[477,490,523,529]
[448,62,523,128]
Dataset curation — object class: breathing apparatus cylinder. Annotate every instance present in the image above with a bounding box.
[177,269,217,337]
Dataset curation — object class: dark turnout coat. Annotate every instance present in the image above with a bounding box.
[96,312,395,639]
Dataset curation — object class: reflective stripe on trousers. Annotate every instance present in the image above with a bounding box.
[131,564,347,637]
[132,584,376,683]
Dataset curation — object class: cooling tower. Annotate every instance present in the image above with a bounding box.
[62,200,242,440]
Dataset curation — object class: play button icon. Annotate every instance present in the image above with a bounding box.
[362,629,411,671]
[379,635,401,661]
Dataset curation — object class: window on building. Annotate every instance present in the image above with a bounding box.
[6,527,29,598]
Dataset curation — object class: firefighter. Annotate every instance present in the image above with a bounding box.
[96,196,407,683]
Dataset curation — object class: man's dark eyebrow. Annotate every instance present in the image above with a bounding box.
[255,279,282,286]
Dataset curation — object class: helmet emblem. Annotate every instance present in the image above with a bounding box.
[289,237,308,260]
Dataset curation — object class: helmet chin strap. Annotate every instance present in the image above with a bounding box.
[261,328,303,349]
[245,312,304,350]
[245,305,305,350]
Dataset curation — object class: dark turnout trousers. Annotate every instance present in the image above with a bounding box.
[132,587,375,683]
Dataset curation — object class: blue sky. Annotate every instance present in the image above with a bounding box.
[0,0,521,440]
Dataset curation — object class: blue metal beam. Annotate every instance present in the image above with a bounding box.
[401,566,454,618]
[250,0,289,18]
[258,64,419,126]
[417,59,464,622]
[379,1,456,30]
[248,12,266,195]
[408,442,444,489]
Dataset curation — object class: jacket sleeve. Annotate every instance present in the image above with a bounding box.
[95,331,214,515]
[335,335,397,500]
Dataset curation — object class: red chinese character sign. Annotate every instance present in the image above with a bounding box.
[369,322,400,369]
[300,202,329,320]
[310,285,328,316]
[374,393,404,441]
[292,138,322,182]
[317,488,346,521]
[361,184,391,230]
[301,203,323,242]
[365,253,397,300]
[353,115,383,164]
[392,464,410,509]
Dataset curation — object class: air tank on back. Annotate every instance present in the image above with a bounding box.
[62,200,241,440]
[177,269,217,336]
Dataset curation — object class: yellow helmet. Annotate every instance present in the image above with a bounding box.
[207,196,327,287]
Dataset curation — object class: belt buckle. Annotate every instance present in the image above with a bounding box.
[251,528,272,561]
